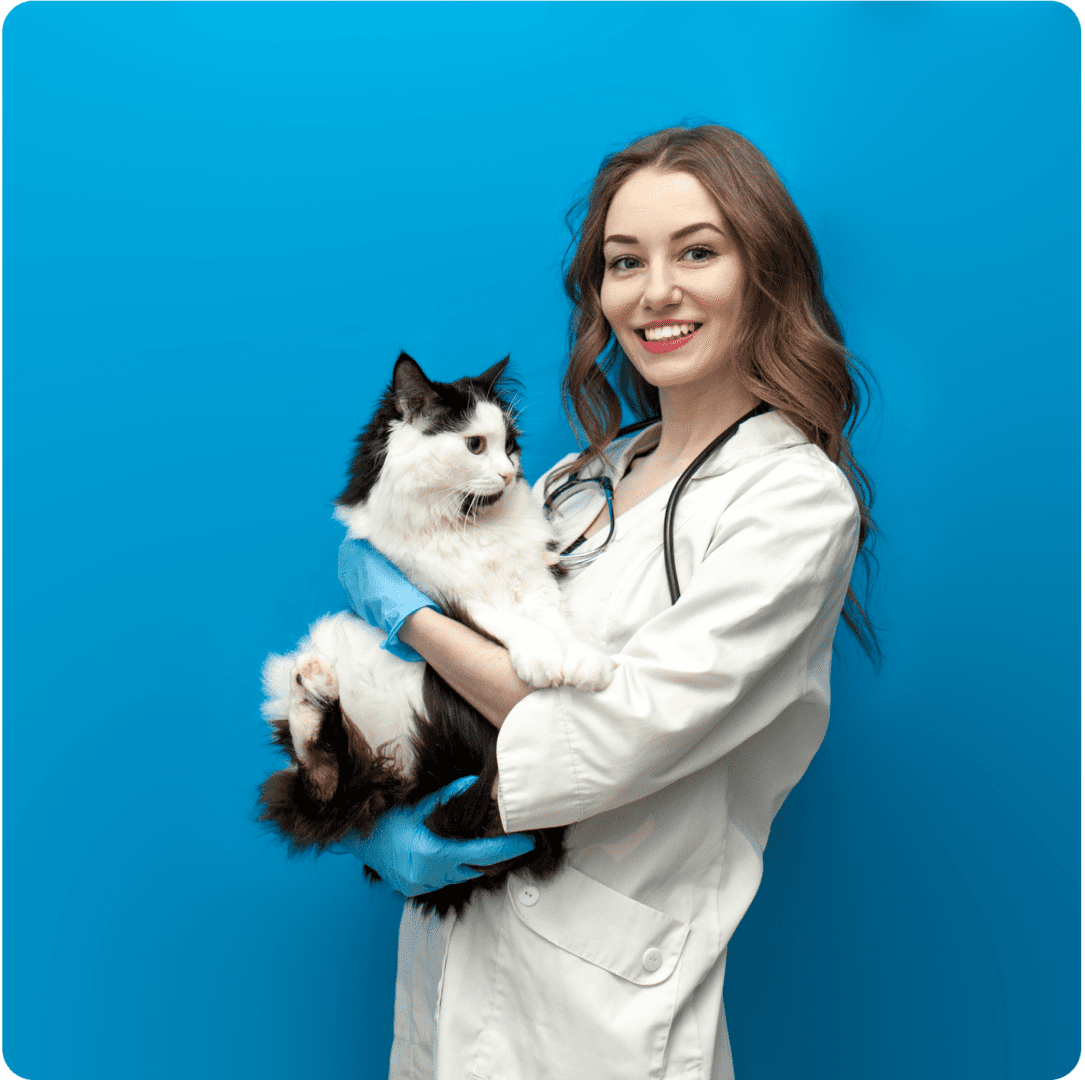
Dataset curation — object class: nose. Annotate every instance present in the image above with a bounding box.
[642,261,682,311]
[499,458,516,485]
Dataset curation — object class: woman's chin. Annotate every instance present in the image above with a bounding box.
[628,347,733,394]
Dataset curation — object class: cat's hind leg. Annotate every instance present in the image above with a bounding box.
[288,653,341,800]
[294,653,339,709]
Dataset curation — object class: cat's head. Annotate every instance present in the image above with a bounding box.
[336,353,522,520]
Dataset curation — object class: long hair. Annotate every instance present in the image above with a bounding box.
[557,124,879,659]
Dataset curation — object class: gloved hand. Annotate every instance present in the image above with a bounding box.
[338,537,440,662]
[341,776,537,897]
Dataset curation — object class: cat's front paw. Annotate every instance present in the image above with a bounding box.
[507,644,568,690]
[559,641,617,691]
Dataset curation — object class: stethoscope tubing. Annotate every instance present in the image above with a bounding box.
[555,403,771,603]
[658,402,770,604]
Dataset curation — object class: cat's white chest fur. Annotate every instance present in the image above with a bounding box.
[334,406,614,693]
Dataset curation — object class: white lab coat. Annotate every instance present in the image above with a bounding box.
[388,410,860,1080]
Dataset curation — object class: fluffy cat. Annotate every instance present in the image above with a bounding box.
[259,353,615,915]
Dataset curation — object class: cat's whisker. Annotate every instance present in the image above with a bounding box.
[431,484,473,525]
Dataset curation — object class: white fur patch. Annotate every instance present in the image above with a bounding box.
[264,613,423,780]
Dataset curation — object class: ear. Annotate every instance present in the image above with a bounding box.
[476,356,509,394]
[392,352,439,418]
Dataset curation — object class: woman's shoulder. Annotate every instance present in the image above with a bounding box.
[714,441,860,546]
[720,412,853,490]
[681,413,859,544]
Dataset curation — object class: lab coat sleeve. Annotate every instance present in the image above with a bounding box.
[495,459,860,831]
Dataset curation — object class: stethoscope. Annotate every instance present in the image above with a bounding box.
[546,401,772,605]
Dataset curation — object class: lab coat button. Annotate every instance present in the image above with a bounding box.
[641,947,663,972]
[518,885,540,907]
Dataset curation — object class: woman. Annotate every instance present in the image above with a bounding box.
[339,124,874,1080]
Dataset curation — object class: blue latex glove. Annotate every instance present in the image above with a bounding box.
[338,537,440,662]
[341,777,537,897]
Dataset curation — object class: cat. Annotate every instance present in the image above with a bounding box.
[258,352,615,915]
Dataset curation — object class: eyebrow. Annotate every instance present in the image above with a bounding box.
[603,222,727,247]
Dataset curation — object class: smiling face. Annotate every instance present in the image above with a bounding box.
[600,169,746,397]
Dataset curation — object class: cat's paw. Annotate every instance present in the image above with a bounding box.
[293,653,339,705]
[559,641,617,691]
[507,645,568,690]
[287,654,337,769]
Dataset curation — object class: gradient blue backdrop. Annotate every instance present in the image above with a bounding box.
[4,3,1080,1078]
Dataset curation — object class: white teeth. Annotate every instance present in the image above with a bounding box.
[645,323,697,341]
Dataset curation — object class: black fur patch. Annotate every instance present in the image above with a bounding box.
[545,538,569,580]
[258,704,411,855]
[258,668,566,916]
[408,666,565,917]
[459,489,505,517]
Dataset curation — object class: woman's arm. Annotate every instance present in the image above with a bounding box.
[338,537,531,722]
[495,459,861,832]
[398,607,533,728]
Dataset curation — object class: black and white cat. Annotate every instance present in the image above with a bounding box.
[259,353,614,914]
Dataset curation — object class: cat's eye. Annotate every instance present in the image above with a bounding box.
[465,435,486,455]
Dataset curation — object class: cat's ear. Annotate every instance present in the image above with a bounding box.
[476,356,510,395]
[392,353,439,418]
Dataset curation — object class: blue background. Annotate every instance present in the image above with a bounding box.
[3,2,1079,1078]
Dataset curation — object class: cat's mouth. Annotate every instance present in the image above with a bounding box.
[460,490,504,516]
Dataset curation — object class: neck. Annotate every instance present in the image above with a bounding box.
[649,376,761,472]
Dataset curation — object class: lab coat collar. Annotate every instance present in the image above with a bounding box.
[598,409,808,482]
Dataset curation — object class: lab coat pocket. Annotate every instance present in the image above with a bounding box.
[471,867,690,1080]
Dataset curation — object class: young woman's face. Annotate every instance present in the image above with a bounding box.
[600,169,746,394]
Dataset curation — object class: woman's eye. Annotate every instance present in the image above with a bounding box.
[609,255,640,272]
[465,435,486,455]
[683,246,715,263]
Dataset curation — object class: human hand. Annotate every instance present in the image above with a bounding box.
[338,537,440,661]
[341,776,536,897]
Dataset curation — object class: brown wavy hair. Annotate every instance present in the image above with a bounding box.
[556,123,879,658]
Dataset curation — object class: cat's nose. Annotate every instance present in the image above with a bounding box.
[499,469,515,486]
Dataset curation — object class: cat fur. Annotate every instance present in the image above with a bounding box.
[258,353,614,915]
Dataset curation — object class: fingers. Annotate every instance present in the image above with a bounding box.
[435,775,480,805]
[415,775,480,817]
[452,832,536,868]
[444,864,486,886]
